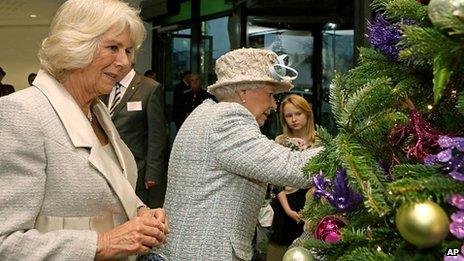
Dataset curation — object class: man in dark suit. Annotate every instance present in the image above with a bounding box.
[173,72,213,131]
[101,65,167,208]
[0,67,15,97]
[172,70,191,130]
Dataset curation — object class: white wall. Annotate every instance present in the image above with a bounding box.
[0,22,152,91]
[0,25,49,90]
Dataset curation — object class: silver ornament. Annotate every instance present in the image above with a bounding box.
[282,246,314,261]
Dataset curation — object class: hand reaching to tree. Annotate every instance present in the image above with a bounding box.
[286,209,302,224]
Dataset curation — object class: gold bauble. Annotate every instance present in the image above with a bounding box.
[428,0,464,30]
[395,200,449,248]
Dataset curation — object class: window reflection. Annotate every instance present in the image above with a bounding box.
[322,27,354,134]
[249,27,313,92]
[249,25,314,139]
[201,17,231,87]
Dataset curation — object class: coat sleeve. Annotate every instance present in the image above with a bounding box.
[0,96,97,260]
[145,83,166,182]
[210,103,323,188]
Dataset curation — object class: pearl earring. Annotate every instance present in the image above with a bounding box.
[242,100,246,103]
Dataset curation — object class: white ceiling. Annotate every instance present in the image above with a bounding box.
[0,0,142,26]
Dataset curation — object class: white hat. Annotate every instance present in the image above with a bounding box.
[207,48,298,95]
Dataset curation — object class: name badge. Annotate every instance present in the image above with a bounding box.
[127,101,142,111]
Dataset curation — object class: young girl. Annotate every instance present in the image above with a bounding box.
[269,94,316,257]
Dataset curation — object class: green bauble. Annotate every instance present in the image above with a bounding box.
[428,0,464,29]
[395,200,449,248]
[282,246,314,261]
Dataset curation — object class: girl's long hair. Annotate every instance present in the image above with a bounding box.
[279,94,316,146]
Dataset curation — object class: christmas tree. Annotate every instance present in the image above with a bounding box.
[290,0,464,260]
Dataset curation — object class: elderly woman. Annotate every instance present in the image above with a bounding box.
[163,48,323,260]
[0,0,167,260]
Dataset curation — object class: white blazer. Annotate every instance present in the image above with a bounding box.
[0,70,142,260]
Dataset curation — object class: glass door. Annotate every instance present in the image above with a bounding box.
[248,25,314,138]
[161,28,191,147]
[322,25,354,134]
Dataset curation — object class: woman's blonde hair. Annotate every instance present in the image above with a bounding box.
[38,0,146,81]
[279,94,316,146]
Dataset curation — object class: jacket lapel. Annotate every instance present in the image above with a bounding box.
[111,74,141,118]
[34,70,139,218]
[92,100,138,188]
[90,101,139,218]
[34,70,95,148]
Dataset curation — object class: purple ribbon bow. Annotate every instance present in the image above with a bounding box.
[313,169,363,212]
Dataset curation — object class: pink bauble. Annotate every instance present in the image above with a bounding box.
[314,216,347,244]
[325,231,341,243]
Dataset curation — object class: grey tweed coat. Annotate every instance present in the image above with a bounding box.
[163,100,323,260]
[0,70,142,260]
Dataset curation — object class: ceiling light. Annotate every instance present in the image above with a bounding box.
[325,23,337,30]
[30,14,37,18]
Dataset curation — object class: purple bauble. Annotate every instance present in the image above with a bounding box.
[417,0,430,4]
[314,216,347,244]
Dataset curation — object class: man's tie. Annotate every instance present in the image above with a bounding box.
[109,83,123,116]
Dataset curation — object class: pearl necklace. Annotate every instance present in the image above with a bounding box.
[87,110,93,122]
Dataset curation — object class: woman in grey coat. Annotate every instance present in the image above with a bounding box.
[0,1,167,260]
[163,48,323,260]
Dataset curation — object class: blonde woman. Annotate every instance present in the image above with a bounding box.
[275,94,316,147]
[270,94,316,251]
[0,1,167,259]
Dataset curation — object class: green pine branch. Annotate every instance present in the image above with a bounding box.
[457,92,464,114]
[304,127,340,176]
[343,77,396,130]
[315,125,334,144]
[299,237,333,251]
[337,134,391,217]
[338,247,393,261]
[391,164,441,179]
[395,77,432,111]
[383,0,428,23]
[303,150,339,179]
[316,221,403,259]
[340,227,374,244]
[348,48,413,92]
[330,75,347,127]
[427,9,464,36]
[393,241,443,260]
[388,175,464,203]
[346,210,384,229]
[351,111,407,158]
[400,26,460,67]
[371,0,389,12]
[371,0,428,24]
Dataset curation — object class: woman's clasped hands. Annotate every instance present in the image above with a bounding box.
[95,208,169,260]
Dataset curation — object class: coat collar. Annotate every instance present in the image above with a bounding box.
[33,69,138,218]
[33,70,97,148]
